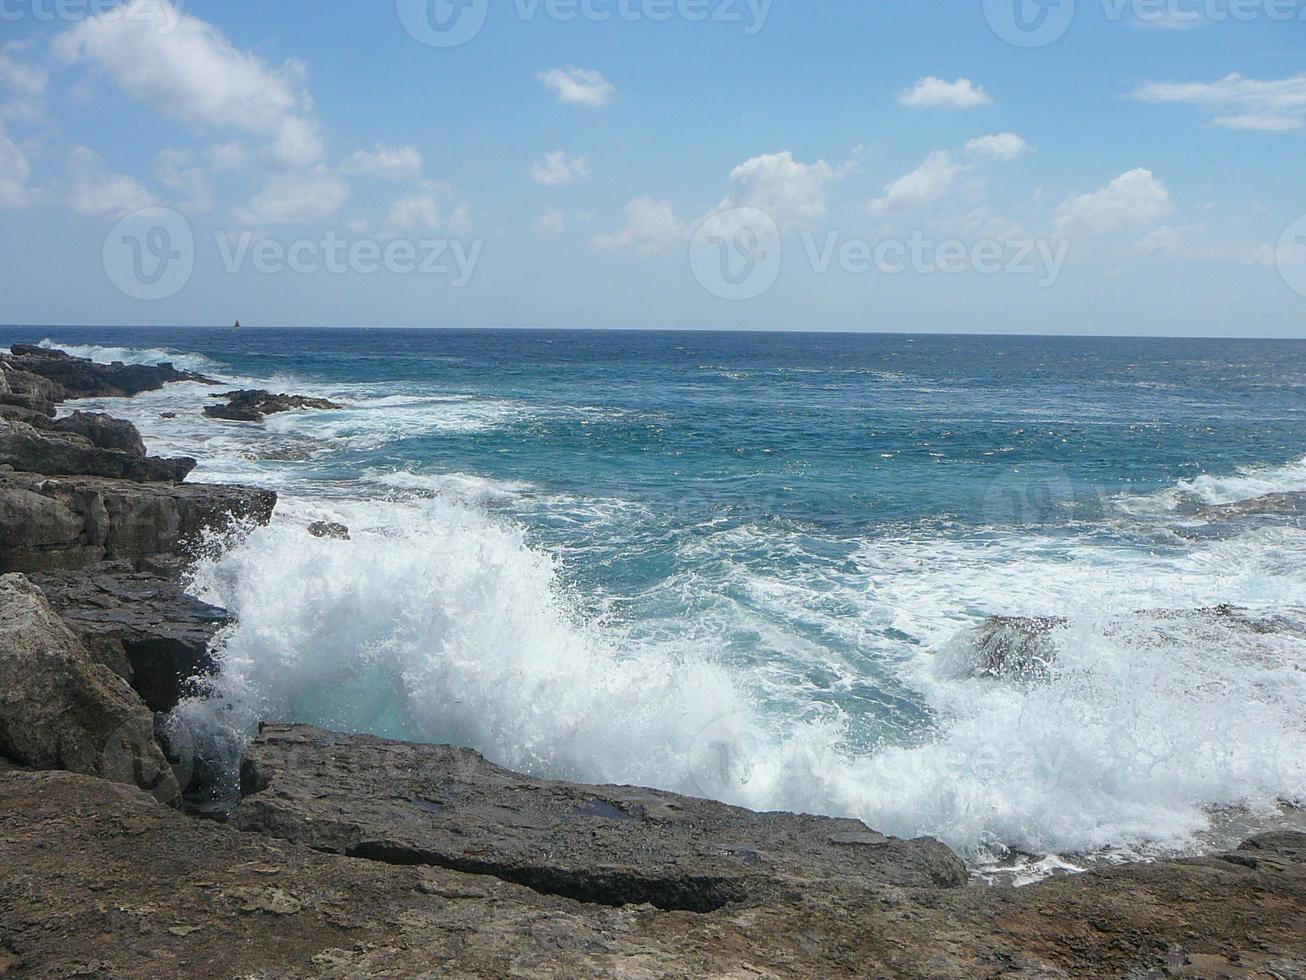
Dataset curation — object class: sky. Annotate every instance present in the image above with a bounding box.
[0,0,1304,335]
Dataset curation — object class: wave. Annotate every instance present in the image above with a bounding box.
[39,337,224,375]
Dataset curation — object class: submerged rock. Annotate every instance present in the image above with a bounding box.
[205,389,344,422]
[942,615,1065,683]
[0,575,178,803]
[307,521,350,540]
[231,724,968,911]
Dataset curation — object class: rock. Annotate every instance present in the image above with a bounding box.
[160,411,177,419]
[0,360,63,416]
[0,403,55,428]
[0,471,277,573]
[0,419,195,482]
[51,411,147,456]
[5,771,1306,977]
[0,576,178,803]
[30,562,229,712]
[205,389,344,422]
[941,616,1065,683]
[307,521,350,540]
[231,725,969,911]
[5,345,216,398]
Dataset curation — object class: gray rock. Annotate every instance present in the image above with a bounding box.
[0,361,62,416]
[231,724,968,911]
[51,411,148,456]
[307,521,350,540]
[0,419,195,482]
[0,471,277,573]
[5,344,216,398]
[943,615,1065,683]
[30,561,229,712]
[205,389,344,422]
[0,575,178,803]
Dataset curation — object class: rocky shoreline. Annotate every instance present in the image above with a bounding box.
[2,344,1305,977]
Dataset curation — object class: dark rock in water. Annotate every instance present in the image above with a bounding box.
[51,411,147,456]
[0,419,194,482]
[31,561,228,713]
[0,574,178,803]
[205,389,344,422]
[0,471,276,573]
[5,344,217,398]
[231,724,969,911]
[1206,491,1306,522]
[307,521,350,540]
[160,411,177,419]
[946,615,1066,683]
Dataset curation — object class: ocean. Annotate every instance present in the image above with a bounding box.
[9,326,1306,876]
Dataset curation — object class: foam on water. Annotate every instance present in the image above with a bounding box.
[38,337,223,375]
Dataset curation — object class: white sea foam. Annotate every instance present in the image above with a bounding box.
[39,337,224,375]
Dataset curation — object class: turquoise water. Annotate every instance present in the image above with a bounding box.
[11,327,1306,867]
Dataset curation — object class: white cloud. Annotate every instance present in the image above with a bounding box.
[965,133,1029,161]
[533,209,568,241]
[1131,72,1306,132]
[233,166,347,225]
[869,151,964,216]
[0,43,48,97]
[156,148,213,212]
[56,0,324,164]
[899,77,991,109]
[343,144,423,179]
[531,150,590,186]
[0,128,31,209]
[383,181,471,237]
[537,66,615,107]
[593,197,684,256]
[67,146,157,217]
[1053,168,1173,237]
[717,151,836,227]
[208,141,249,172]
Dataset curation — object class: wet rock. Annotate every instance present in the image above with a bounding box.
[205,389,344,422]
[942,615,1065,683]
[0,575,178,803]
[51,411,147,456]
[231,725,968,911]
[4,344,216,398]
[0,471,276,573]
[0,361,62,416]
[0,419,194,482]
[307,521,350,540]
[30,561,229,712]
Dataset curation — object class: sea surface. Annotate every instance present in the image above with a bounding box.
[8,326,1306,877]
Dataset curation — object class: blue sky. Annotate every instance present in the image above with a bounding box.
[0,0,1303,334]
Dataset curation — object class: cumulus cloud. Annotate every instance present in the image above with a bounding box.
[156,148,214,212]
[531,150,590,186]
[537,66,615,107]
[233,166,348,225]
[532,208,568,241]
[899,77,991,109]
[0,43,48,97]
[965,133,1029,161]
[594,151,840,256]
[56,0,324,165]
[1131,72,1306,132]
[868,151,965,216]
[67,146,157,217]
[383,181,471,237]
[1053,168,1173,237]
[343,144,423,179]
